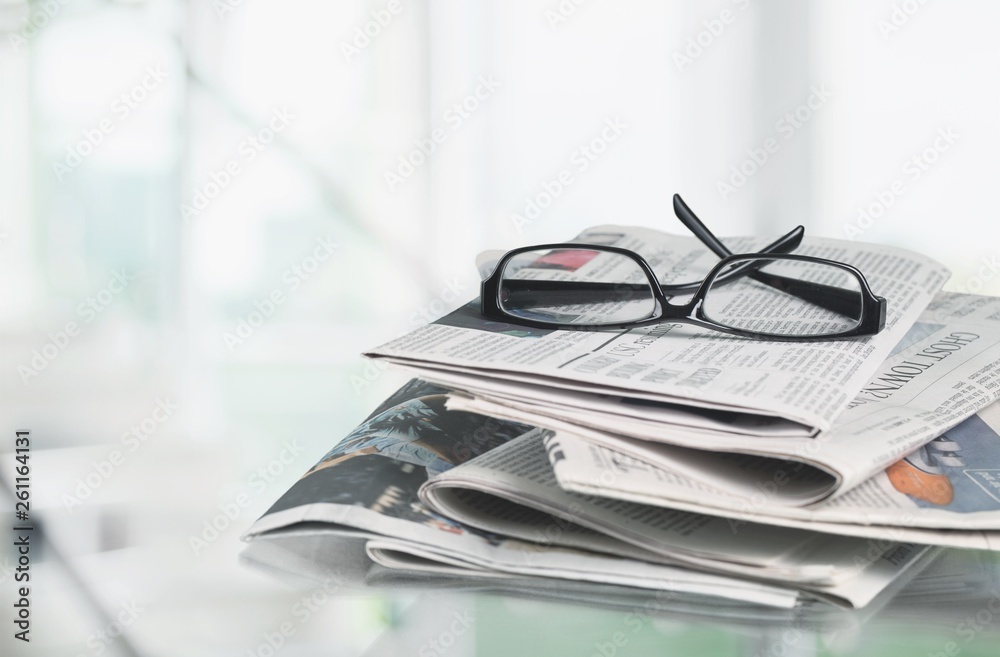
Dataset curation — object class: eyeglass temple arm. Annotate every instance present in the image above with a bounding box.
[673,194,804,258]
[656,194,803,294]
[724,261,867,321]
[673,194,877,322]
[500,282,644,309]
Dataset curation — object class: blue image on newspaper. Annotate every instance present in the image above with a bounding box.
[886,415,1000,512]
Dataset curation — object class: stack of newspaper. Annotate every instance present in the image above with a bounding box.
[244,227,1000,609]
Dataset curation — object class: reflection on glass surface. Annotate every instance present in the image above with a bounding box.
[241,534,1000,657]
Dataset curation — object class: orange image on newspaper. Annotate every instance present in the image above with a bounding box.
[886,435,965,506]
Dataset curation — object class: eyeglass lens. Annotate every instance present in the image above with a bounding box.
[499,248,657,326]
[702,258,865,337]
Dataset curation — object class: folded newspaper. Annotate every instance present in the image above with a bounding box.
[244,379,938,609]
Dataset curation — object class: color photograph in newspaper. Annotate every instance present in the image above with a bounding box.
[244,378,526,537]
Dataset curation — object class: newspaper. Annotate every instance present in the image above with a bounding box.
[242,379,929,608]
[366,227,949,437]
[542,398,1000,551]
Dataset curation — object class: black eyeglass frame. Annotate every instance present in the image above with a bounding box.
[480,246,887,341]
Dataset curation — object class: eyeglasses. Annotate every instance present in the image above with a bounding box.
[479,195,887,341]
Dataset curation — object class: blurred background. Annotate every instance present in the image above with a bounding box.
[0,0,998,655]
